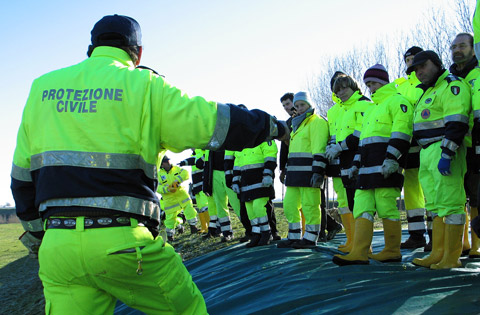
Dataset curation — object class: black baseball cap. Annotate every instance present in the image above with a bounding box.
[91,14,142,46]
[403,46,423,62]
[406,50,443,75]
[161,155,170,163]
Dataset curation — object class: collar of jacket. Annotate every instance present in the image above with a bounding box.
[291,108,315,132]
[371,82,398,105]
[340,90,363,108]
[331,92,342,104]
[449,56,478,79]
[90,46,135,68]
[418,69,447,90]
[407,71,421,86]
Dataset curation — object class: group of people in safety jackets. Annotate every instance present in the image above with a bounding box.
[159,31,480,271]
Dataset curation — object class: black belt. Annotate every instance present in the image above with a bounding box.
[46,216,144,230]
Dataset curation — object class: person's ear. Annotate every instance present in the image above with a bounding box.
[136,46,143,66]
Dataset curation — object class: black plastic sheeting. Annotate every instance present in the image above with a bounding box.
[115,231,480,314]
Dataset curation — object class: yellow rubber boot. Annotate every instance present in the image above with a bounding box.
[469,207,480,258]
[338,213,355,253]
[300,209,306,237]
[413,216,445,268]
[369,219,402,263]
[431,223,464,269]
[332,218,373,266]
[199,212,209,233]
[463,206,471,254]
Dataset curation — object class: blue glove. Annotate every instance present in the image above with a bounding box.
[437,155,451,176]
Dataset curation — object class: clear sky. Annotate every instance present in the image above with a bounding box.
[0,0,451,205]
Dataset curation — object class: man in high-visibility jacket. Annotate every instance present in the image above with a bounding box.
[333,64,413,266]
[277,91,329,249]
[407,50,471,269]
[157,155,197,241]
[11,14,288,314]
[395,46,430,250]
[232,141,278,247]
[179,149,210,233]
[448,32,480,258]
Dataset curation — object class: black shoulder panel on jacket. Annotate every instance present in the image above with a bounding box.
[136,65,164,77]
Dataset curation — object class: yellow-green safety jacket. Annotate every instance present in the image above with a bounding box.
[232,141,278,201]
[10,46,285,236]
[157,165,190,203]
[353,82,413,190]
[285,108,329,187]
[326,102,342,177]
[412,70,471,159]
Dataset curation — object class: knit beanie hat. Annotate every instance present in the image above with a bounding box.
[363,64,389,85]
[293,91,312,107]
[404,46,423,62]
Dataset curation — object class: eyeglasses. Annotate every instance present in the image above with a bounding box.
[450,43,470,50]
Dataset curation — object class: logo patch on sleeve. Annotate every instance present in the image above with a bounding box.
[451,86,460,95]
[400,104,408,113]
[421,109,430,119]
[425,98,432,104]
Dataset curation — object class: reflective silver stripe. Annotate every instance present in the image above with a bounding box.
[331,135,337,142]
[340,141,348,150]
[289,222,301,230]
[264,157,276,163]
[181,198,190,203]
[387,146,402,159]
[39,196,160,220]
[305,224,320,232]
[11,164,32,182]
[313,161,326,168]
[220,225,231,232]
[359,212,374,222]
[224,155,234,160]
[187,218,197,225]
[476,42,480,61]
[359,166,403,175]
[241,183,263,192]
[406,208,426,217]
[209,215,218,221]
[417,136,443,147]
[338,207,351,214]
[166,228,175,236]
[354,154,361,162]
[218,216,231,223]
[163,203,181,211]
[176,175,183,182]
[444,114,469,124]
[353,130,361,137]
[192,170,203,175]
[304,231,318,242]
[427,211,437,219]
[408,146,421,154]
[360,136,389,145]
[205,103,230,150]
[474,109,480,119]
[263,169,274,176]
[260,224,271,232]
[288,152,313,158]
[441,138,459,152]
[233,166,240,171]
[252,226,261,233]
[233,176,241,182]
[391,132,412,142]
[288,232,301,240]
[330,158,340,165]
[476,146,480,154]
[20,218,44,232]
[413,119,444,131]
[258,215,269,224]
[340,169,349,176]
[408,222,427,231]
[250,218,259,226]
[225,170,233,175]
[445,213,466,225]
[30,151,157,179]
[240,163,264,171]
[286,166,312,172]
[384,218,400,222]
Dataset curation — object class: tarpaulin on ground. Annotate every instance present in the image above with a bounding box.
[115,230,480,314]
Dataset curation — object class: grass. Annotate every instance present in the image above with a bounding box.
[0,223,28,269]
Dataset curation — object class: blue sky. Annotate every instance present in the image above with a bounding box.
[0,0,450,204]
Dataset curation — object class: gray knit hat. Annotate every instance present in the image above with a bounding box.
[363,64,389,85]
[293,91,312,107]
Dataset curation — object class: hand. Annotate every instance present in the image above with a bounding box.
[171,181,180,188]
[19,231,42,259]
[168,185,177,193]
[279,170,286,184]
[381,159,399,179]
[232,184,241,194]
[326,143,342,161]
[310,173,324,188]
[438,156,451,176]
[262,175,273,187]
[345,166,358,180]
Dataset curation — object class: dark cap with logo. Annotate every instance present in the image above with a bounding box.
[406,50,443,75]
[91,14,142,46]
[161,155,170,163]
[404,46,423,62]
